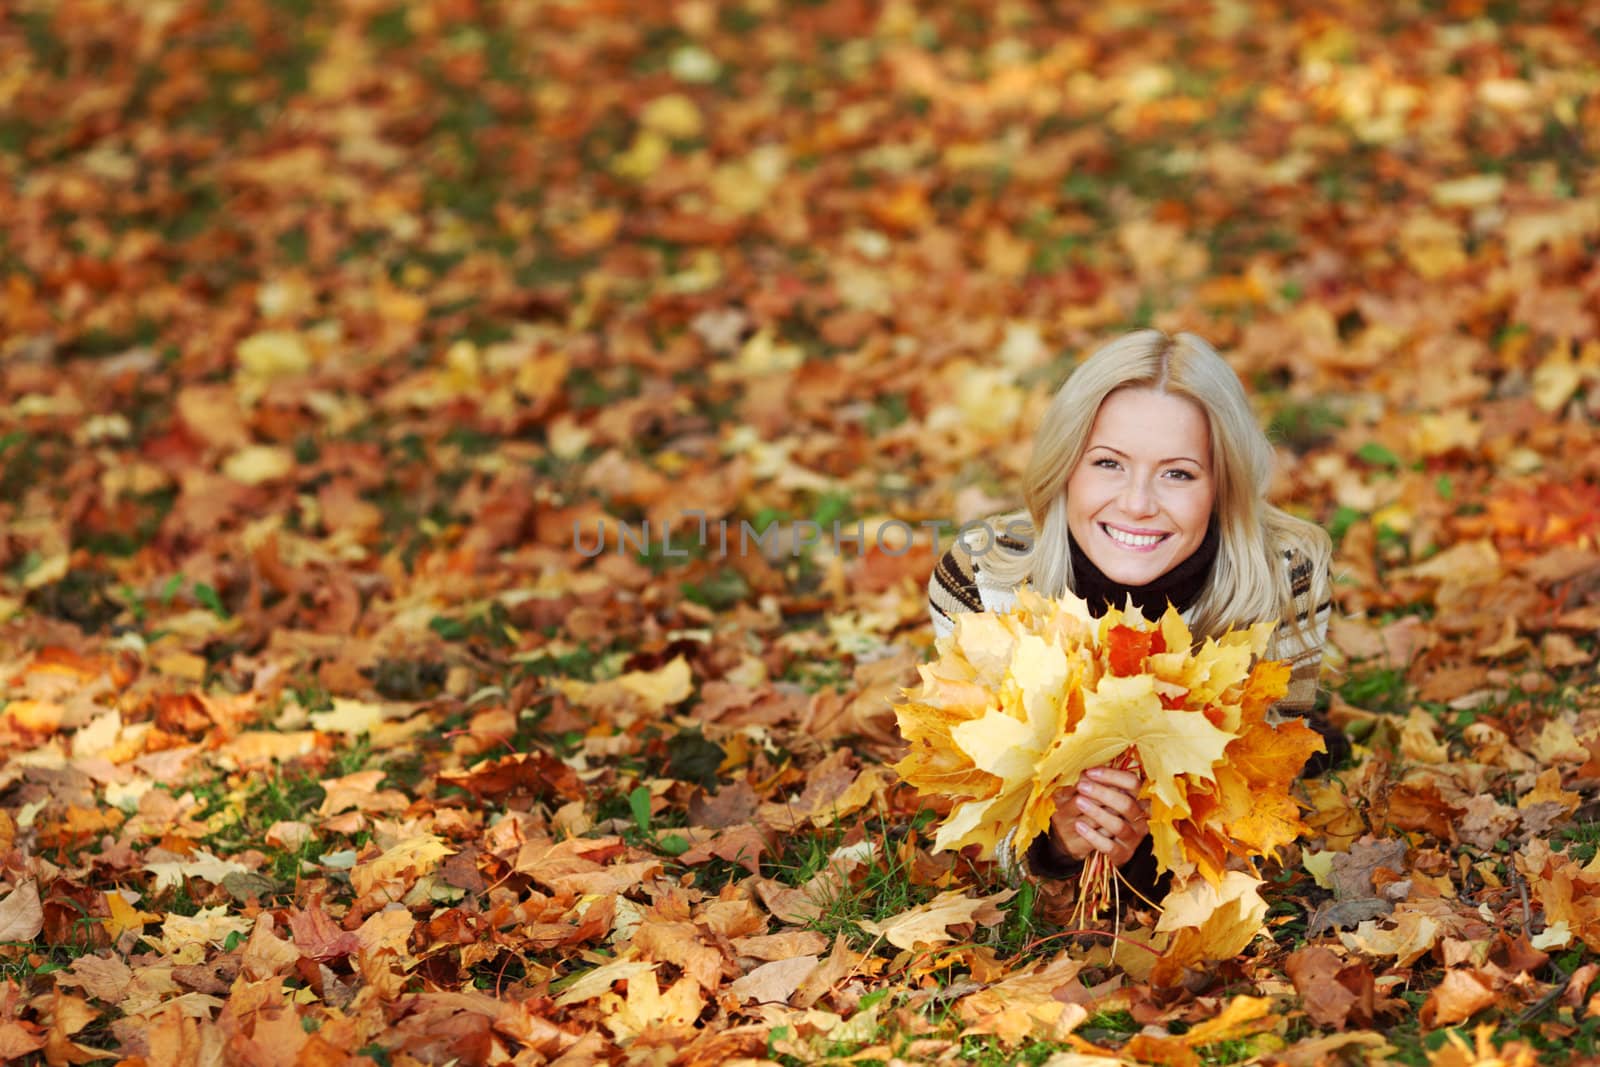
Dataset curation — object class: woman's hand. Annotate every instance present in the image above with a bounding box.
[1049,765,1150,865]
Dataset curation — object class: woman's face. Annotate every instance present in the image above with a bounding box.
[1065,387,1216,587]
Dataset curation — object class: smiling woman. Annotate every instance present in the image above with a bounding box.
[926,329,1344,890]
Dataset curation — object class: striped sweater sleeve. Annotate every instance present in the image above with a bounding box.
[927,540,984,641]
[1268,548,1333,715]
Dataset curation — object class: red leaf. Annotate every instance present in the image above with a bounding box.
[1106,625,1154,675]
[288,907,360,962]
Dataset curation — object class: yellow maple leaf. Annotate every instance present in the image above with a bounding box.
[308,698,393,737]
[1517,767,1581,815]
[1150,778,1246,885]
[1151,625,1273,713]
[145,907,253,966]
[602,971,703,1042]
[1025,674,1235,856]
[956,952,1088,1045]
[101,891,160,942]
[143,850,252,893]
[1227,786,1313,857]
[1215,716,1322,853]
[350,834,453,900]
[617,655,693,709]
[1152,872,1268,984]
[945,636,1078,824]
[1068,676,1233,807]
[892,661,1004,801]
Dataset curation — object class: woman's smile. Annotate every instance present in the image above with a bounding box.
[1100,523,1169,550]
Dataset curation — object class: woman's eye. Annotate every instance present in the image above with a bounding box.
[1164,469,1195,481]
[1093,458,1119,469]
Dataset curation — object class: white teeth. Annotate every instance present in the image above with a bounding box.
[1104,525,1164,548]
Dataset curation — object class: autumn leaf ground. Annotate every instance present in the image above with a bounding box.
[2,1,1599,1064]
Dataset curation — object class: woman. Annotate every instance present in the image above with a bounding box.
[925,329,1345,888]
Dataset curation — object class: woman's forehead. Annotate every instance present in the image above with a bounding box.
[1087,388,1210,456]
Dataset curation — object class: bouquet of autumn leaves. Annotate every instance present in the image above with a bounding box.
[894,587,1324,975]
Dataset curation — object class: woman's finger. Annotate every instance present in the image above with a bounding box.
[1076,779,1140,817]
[1049,783,1149,861]
[1075,820,1116,854]
[1073,793,1121,831]
[1050,806,1093,861]
[1084,766,1143,793]
[1116,812,1151,853]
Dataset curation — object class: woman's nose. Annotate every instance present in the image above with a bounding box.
[1120,477,1158,516]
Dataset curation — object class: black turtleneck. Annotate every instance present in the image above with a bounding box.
[1067,518,1220,620]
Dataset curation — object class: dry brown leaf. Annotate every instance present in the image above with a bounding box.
[0,882,43,942]
[1285,946,1380,1029]
[55,955,133,1004]
[731,930,830,962]
[1419,970,1499,1028]
[632,918,724,990]
[728,956,821,1005]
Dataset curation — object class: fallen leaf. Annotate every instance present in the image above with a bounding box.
[858,888,1015,951]
[350,834,453,901]
[1419,970,1498,1028]
[0,882,43,942]
[55,955,133,1004]
[632,918,724,990]
[956,952,1087,1044]
[728,956,820,1004]
[1329,837,1409,900]
[101,890,161,942]
[1340,908,1443,967]
[553,957,657,1008]
[144,850,253,893]
[731,931,829,962]
[146,908,253,966]
[1152,872,1269,982]
[1286,945,1378,1028]
[678,823,768,874]
[602,969,704,1041]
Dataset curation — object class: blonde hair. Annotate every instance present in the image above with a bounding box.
[982,330,1330,639]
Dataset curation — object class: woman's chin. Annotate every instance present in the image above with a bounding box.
[1090,555,1171,588]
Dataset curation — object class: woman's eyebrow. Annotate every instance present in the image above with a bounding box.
[1089,445,1206,466]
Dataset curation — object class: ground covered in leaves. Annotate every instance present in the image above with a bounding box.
[2,1,1599,1064]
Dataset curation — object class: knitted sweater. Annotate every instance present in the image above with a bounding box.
[925,523,1334,881]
